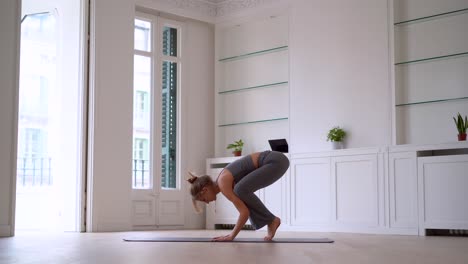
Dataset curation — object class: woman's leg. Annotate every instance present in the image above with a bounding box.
[233,152,289,229]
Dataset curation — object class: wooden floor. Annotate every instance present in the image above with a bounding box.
[1,230,468,264]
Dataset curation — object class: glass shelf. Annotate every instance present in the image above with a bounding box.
[394,7,468,26]
[396,96,468,107]
[218,46,288,62]
[395,52,468,66]
[218,81,288,94]
[218,117,288,127]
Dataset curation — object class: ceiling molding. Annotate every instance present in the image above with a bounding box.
[136,0,217,23]
[136,0,285,23]
[216,0,281,17]
[201,0,228,3]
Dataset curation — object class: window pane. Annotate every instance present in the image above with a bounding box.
[133,55,152,189]
[161,61,177,189]
[17,13,55,187]
[162,26,177,57]
[135,19,151,52]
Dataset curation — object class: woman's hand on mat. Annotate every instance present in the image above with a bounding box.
[212,234,235,242]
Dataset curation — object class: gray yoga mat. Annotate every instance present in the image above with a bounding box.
[123,237,334,243]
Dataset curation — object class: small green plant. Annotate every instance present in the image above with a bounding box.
[327,127,346,142]
[453,113,468,134]
[227,139,244,152]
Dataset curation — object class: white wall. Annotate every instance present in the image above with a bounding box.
[86,1,215,230]
[87,0,135,231]
[182,19,215,228]
[2,0,394,233]
[289,0,392,153]
[0,0,20,237]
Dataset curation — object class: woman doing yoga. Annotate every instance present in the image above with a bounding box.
[188,150,289,241]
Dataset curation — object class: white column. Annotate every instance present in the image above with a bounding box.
[87,0,135,231]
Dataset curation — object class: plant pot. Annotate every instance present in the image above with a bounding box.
[458,133,467,141]
[331,141,344,150]
[232,150,242,156]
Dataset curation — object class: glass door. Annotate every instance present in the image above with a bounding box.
[16,0,87,232]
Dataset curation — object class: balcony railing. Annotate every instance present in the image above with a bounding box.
[133,159,150,188]
[17,157,52,187]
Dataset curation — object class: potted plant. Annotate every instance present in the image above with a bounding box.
[227,139,244,156]
[327,126,346,149]
[453,113,467,141]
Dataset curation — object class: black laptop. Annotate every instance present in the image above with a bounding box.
[268,139,288,153]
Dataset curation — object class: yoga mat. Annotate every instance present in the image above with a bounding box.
[123,237,334,243]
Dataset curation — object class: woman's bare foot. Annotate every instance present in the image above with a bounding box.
[264,217,281,241]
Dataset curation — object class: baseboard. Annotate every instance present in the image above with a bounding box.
[251,225,419,236]
[0,225,12,237]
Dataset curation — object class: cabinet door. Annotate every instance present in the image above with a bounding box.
[260,168,288,224]
[418,154,468,233]
[332,154,379,227]
[290,157,331,226]
[389,152,418,229]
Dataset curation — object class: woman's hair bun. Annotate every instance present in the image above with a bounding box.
[187,171,198,184]
[187,176,197,184]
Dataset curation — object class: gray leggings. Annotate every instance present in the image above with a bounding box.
[230,151,289,229]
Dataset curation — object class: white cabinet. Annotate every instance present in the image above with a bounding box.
[388,151,418,234]
[289,150,387,233]
[290,157,331,228]
[417,154,468,234]
[258,168,288,225]
[207,146,468,235]
[331,154,381,230]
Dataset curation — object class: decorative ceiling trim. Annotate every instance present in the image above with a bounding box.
[156,0,217,17]
[216,0,282,17]
[201,0,228,3]
[136,0,284,23]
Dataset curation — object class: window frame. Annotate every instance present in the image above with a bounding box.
[133,14,155,190]
[157,18,183,190]
[132,13,183,191]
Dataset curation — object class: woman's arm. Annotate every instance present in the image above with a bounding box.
[212,174,249,241]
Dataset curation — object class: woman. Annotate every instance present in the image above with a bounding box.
[188,150,289,241]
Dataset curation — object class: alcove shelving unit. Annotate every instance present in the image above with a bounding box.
[391,0,468,236]
[392,0,468,145]
[215,14,289,156]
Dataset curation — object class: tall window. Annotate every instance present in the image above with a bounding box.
[132,16,181,190]
[17,13,56,187]
[161,26,178,189]
[133,19,152,189]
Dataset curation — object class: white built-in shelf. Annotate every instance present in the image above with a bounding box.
[395,51,468,66]
[218,46,288,62]
[218,81,288,94]
[394,7,468,26]
[218,117,288,127]
[396,96,468,107]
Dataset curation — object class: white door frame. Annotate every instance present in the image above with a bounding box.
[12,0,89,233]
[6,0,22,238]
[130,13,186,229]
